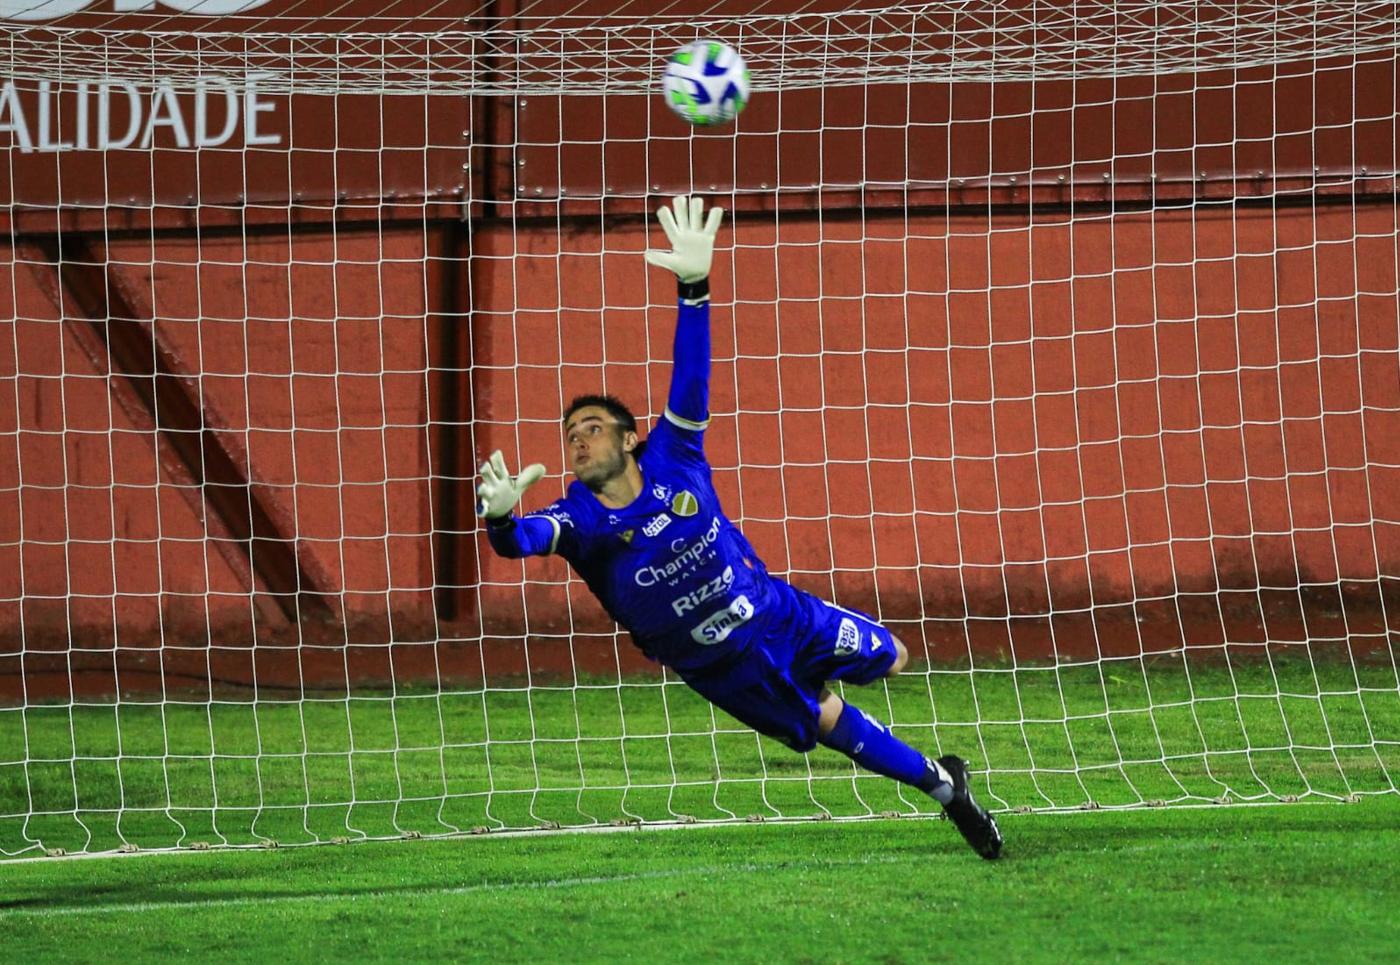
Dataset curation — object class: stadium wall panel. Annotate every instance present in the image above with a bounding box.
[5,200,1397,699]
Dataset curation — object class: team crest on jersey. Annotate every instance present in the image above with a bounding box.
[835,618,861,656]
[643,514,672,538]
[671,490,699,517]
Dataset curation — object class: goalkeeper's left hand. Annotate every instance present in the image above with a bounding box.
[644,195,724,283]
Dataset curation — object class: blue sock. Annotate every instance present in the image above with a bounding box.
[819,702,952,803]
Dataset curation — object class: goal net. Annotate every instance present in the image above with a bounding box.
[2,1,1398,858]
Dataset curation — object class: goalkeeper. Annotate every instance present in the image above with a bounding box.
[478,196,1002,859]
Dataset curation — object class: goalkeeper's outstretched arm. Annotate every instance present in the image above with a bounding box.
[645,195,723,432]
[477,195,722,557]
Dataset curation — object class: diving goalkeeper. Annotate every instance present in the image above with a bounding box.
[477,196,1002,859]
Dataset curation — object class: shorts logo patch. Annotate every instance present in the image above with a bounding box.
[671,491,699,517]
[835,617,860,656]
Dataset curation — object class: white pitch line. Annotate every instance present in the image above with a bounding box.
[0,853,921,921]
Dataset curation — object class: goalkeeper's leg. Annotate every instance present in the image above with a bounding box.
[816,689,1003,861]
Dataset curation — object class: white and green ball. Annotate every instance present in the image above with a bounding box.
[662,40,751,126]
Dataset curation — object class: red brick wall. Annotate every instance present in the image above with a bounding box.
[469,204,1400,653]
[4,200,1398,696]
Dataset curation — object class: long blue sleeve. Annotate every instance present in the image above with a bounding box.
[485,514,560,559]
[665,280,711,429]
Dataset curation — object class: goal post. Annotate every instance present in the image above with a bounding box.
[1,1,1398,857]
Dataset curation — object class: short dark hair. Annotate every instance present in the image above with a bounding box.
[563,394,637,433]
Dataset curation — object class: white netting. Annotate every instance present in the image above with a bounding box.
[1,2,1398,858]
[2,2,1399,93]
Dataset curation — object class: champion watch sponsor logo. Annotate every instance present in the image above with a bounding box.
[633,516,722,587]
[642,513,672,538]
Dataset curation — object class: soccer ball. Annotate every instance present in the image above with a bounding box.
[662,40,751,126]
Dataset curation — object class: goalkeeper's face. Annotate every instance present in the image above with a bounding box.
[565,406,639,490]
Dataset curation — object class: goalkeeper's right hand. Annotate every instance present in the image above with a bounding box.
[476,450,546,520]
[644,195,724,283]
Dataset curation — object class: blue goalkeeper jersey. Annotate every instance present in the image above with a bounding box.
[486,291,787,673]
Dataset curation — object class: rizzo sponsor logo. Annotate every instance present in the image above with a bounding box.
[633,516,722,587]
[670,565,735,616]
[642,513,671,538]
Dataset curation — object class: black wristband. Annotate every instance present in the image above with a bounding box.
[486,514,515,530]
[677,277,710,301]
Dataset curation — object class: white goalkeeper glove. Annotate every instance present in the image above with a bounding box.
[644,195,724,284]
[475,450,546,520]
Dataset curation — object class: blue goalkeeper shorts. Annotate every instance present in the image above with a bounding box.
[679,581,898,753]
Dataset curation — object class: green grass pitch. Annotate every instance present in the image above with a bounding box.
[2,801,1398,961]
[1,656,1398,959]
